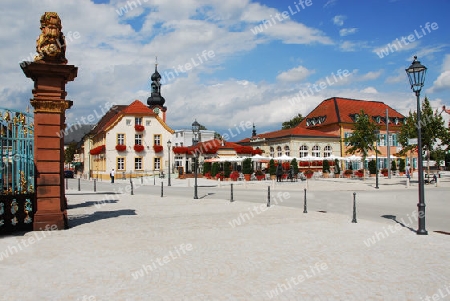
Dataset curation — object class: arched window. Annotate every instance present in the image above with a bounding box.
[324,145,332,157]
[284,145,290,156]
[277,146,282,157]
[312,145,321,157]
[270,147,274,157]
[299,145,308,158]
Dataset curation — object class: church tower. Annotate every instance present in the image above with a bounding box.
[147,58,167,121]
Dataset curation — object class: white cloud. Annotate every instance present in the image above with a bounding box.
[325,1,338,9]
[385,68,407,84]
[359,87,378,94]
[339,40,368,52]
[359,70,383,81]
[332,15,346,26]
[427,54,450,93]
[339,28,358,36]
[277,65,315,82]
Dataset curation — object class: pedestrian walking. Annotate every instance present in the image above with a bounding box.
[110,168,115,183]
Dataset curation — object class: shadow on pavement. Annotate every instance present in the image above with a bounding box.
[67,200,119,210]
[68,209,136,228]
[381,214,416,233]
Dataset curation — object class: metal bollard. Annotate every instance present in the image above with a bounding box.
[230,183,234,202]
[65,177,68,190]
[94,179,96,192]
[78,177,80,191]
[154,173,155,185]
[303,188,307,213]
[161,182,163,197]
[267,186,270,207]
[130,178,134,195]
[351,192,357,223]
[141,176,143,184]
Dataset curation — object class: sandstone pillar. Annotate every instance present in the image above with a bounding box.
[20,12,77,230]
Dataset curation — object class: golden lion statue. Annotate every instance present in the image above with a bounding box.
[34,12,67,64]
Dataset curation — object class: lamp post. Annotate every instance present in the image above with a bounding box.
[405,56,428,235]
[192,120,200,199]
[167,140,172,186]
[374,129,379,189]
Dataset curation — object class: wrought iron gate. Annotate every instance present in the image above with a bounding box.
[0,107,35,234]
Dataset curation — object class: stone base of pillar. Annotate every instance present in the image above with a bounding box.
[33,210,68,231]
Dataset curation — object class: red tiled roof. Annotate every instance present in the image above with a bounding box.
[300,97,404,127]
[122,100,157,115]
[239,126,338,143]
[90,105,127,136]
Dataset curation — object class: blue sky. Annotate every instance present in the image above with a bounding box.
[1,0,449,141]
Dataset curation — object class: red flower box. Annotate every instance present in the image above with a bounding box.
[134,124,145,132]
[115,144,126,152]
[153,145,163,153]
[134,144,144,152]
[90,145,105,155]
[173,146,189,154]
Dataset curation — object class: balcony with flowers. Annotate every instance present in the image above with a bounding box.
[134,124,145,132]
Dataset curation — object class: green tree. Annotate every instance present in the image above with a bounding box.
[345,109,380,179]
[398,97,449,174]
[282,113,305,130]
[391,160,397,172]
[224,161,231,177]
[211,162,219,177]
[399,158,406,173]
[64,142,77,164]
[203,162,211,175]
[269,159,276,176]
[334,159,340,175]
[242,158,253,174]
[322,160,330,173]
[368,160,376,174]
[290,158,299,175]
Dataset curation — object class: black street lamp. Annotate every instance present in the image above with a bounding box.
[192,120,200,199]
[374,129,380,189]
[405,56,428,235]
[167,140,172,186]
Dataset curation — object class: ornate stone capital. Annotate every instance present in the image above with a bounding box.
[30,99,73,113]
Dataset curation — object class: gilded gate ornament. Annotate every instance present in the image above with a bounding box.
[34,12,67,64]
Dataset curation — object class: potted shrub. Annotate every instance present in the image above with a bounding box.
[344,169,353,178]
[255,169,265,181]
[356,169,364,178]
[230,170,239,181]
[381,168,388,177]
[322,160,330,178]
[242,157,253,181]
[211,162,219,178]
[216,171,224,181]
[399,158,406,176]
[334,159,340,177]
[269,159,276,180]
[391,160,397,175]
[224,161,231,178]
[304,169,314,179]
[368,160,376,177]
[291,158,299,178]
[203,162,212,176]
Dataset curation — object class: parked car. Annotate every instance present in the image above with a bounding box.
[64,170,74,178]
